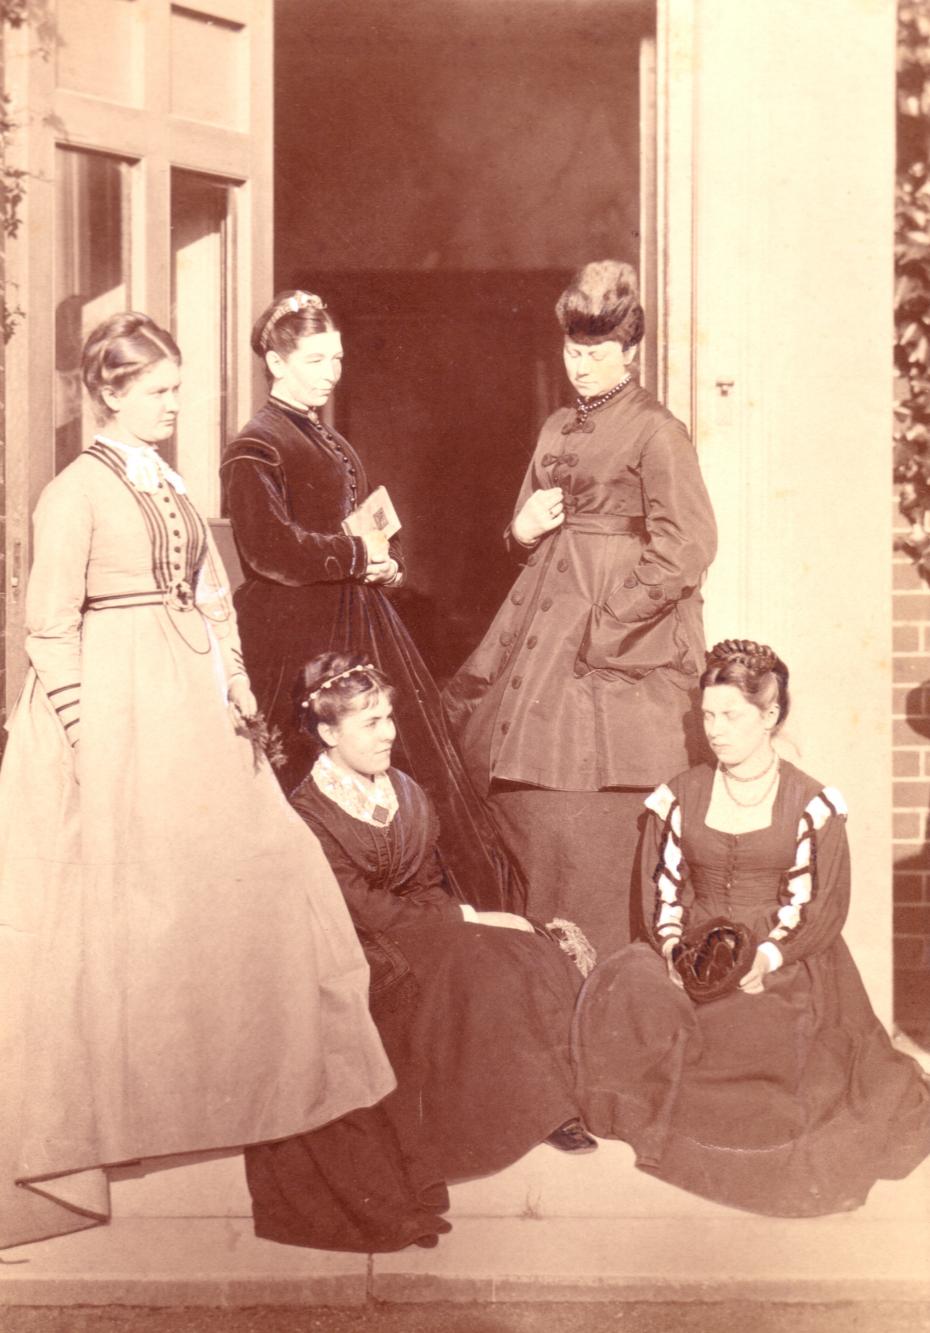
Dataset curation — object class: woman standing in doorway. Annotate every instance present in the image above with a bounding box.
[222,290,522,911]
[0,312,393,1251]
[444,262,717,956]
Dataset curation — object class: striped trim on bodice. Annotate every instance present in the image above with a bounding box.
[85,441,208,592]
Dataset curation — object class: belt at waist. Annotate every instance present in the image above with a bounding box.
[562,514,646,536]
[85,584,197,613]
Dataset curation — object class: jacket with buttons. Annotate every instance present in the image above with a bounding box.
[443,379,717,792]
[222,401,375,589]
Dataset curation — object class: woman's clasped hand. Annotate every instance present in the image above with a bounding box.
[511,485,565,545]
[361,529,394,582]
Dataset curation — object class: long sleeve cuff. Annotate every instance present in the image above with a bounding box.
[757,940,784,972]
[503,522,541,556]
[48,682,81,747]
[347,535,368,579]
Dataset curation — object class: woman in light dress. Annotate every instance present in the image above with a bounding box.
[0,312,394,1250]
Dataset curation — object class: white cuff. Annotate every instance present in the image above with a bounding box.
[758,940,784,972]
[459,904,479,923]
[506,521,539,550]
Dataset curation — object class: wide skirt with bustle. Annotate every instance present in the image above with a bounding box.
[0,599,394,1249]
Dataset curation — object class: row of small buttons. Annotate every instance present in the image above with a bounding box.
[161,487,183,571]
[500,630,540,649]
[317,423,359,506]
[499,547,572,704]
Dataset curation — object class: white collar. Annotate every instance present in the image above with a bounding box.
[311,752,398,827]
[270,390,317,417]
[95,435,187,495]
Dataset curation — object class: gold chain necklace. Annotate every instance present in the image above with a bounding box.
[721,758,780,808]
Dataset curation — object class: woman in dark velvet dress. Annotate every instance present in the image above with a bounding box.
[573,640,930,1217]
[221,291,521,911]
[245,653,594,1253]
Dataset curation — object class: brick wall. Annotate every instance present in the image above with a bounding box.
[892,496,930,1037]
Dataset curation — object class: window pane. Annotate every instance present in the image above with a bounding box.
[56,0,142,106]
[55,147,130,473]
[171,170,234,517]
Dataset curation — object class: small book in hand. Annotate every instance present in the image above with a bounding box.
[342,485,401,539]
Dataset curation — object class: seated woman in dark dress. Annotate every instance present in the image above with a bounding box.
[573,638,930,1218]
[245,653,595,1254]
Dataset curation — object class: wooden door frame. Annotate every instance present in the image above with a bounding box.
[653,0,696,433]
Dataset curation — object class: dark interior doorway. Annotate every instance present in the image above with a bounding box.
[274,0,655,678]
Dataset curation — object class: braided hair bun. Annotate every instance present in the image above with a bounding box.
[700,639,790,726]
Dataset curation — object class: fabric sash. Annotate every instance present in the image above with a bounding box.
[562,514,645,536]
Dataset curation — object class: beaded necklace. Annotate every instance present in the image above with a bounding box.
[562,372,632,434]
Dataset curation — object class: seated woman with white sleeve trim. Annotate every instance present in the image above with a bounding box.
[572,638,930,1217]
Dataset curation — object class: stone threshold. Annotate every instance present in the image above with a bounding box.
[1,1214,928,1308]
[2,1140,927,1308]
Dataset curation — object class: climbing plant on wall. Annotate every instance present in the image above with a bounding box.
[0,0,55,342]
[895,0,930,574]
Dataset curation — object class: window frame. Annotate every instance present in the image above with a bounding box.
[3,0,272,709]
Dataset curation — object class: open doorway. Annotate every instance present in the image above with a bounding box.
[274,0,656,677]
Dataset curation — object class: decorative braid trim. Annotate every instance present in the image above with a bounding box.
[645,782,676,822]
[769,787,846,943]
[649,790,685,942]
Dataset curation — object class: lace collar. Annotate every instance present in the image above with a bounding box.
[311,752,398,827]
[94,435,187,495]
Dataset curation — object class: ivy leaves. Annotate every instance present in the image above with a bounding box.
[895,4,930,575]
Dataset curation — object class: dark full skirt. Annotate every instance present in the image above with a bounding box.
[489,784,648,958]
[245,922,582,1251]
[573,938,930,1217]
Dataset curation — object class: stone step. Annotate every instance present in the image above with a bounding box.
[2,1144,927,1307]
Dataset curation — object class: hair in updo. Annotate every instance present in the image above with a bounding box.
[555,260,645,350]
[81,312,181,416]
[700,639,790,727]
[251,289,337,366]
[293,651,394,742]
